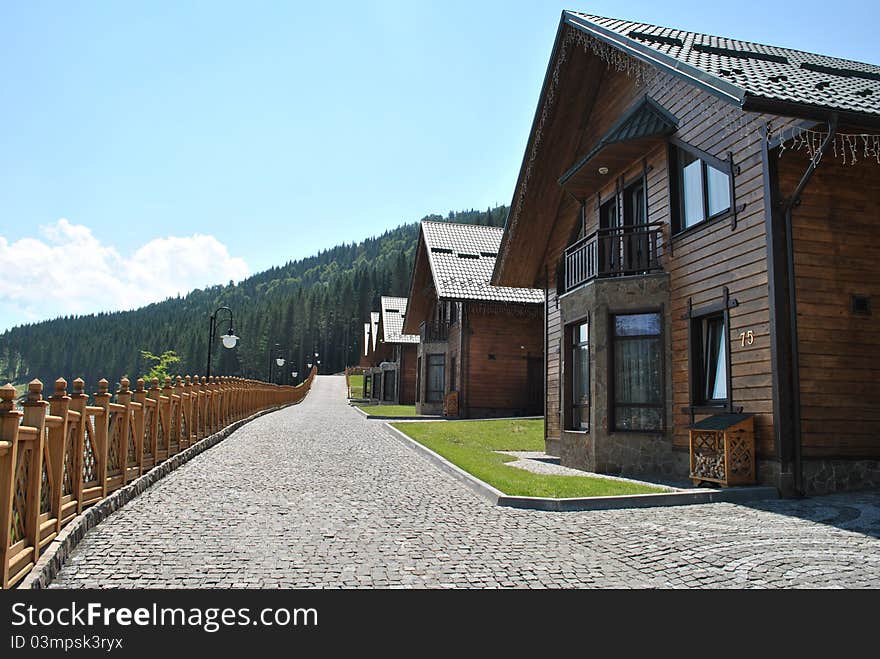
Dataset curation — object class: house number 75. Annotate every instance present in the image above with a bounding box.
[739,330,754,347]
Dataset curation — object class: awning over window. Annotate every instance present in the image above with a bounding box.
[558,96,678,197]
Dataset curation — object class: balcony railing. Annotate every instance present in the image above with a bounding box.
[420,320,450,342]
[563,223,664,293]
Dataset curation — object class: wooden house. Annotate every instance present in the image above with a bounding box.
[375,296,419,404]
[403,221,544,418]
[491,11,880,495]
[358,301,418,403]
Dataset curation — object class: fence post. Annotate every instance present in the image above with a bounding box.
[173,376,185,450]
[69,379,87,514]
[183,376,194,448]
[0,384,21,589]
[162,378,176,455]
[191,376,202,441]
[47,379,70,534]
[199,377,208,438]
[21,380,47,565]
[133,378,147,477]
[148,378,164,461]
[116,378,134,484]
[93,379,111,499]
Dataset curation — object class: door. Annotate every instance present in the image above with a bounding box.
[383,370,396,402]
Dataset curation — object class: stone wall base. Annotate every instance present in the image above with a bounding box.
[544,436,562,458]
[559,431,689,481]
[801,459,880,496]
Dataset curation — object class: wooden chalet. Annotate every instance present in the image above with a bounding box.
[403,221,544,418]
[491,11,880,495]
[359,300,418,403]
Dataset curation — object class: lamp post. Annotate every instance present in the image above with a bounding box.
[291,371,298,385]
[314,351,319,375]
[206,306,239,378]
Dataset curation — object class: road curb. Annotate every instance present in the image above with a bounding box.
[18,403,299,590]
[382,422,779,511]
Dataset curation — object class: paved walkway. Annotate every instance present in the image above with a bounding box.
[51,376,880,588]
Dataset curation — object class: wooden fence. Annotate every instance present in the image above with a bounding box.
[0,367,316,589]
[344,367,367,399]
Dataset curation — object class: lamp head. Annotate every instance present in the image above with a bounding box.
[276,357,285,367]
[221,332,239,349]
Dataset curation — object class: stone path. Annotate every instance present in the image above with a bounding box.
[51,376,880,588]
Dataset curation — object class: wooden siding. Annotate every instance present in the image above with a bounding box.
[544,282,562,443]
[464,306,543,416]
[398,344,418,405]
[783,152,880,458]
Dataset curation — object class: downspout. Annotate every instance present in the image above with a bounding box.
[544,265,550,439]
[463,304,470,419]
[779,114,837,496]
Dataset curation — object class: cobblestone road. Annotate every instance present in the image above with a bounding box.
[52,376,880,588]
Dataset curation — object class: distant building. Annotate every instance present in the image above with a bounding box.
[403,221,544,418]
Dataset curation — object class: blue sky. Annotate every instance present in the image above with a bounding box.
[2,0,878,331]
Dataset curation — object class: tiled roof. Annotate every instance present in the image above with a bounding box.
[380,296,419,344]
[370,312,380,351]
[565,11,880,119]
[422,221,544,304]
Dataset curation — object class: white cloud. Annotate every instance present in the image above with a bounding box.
[0,218,249,329]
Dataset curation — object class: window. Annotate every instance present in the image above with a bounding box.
[691,313,729,406]
[611,312,663,432]
[426,354,445,403]
[671,144,731,233]
[567,321,590,431]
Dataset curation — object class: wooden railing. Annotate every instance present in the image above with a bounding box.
[563,223,664,293]
[0,368,316,589]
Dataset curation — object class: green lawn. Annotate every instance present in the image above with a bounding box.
[355,403,420,417]
[391,418,668,498]
[348,373,365,398]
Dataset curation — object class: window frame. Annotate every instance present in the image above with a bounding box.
[425,353,446,403]
[669,138,733,237]
[608,309,665,434]
[688,307,733,410]
[565,318,591,432]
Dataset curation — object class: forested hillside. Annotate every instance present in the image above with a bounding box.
[0,206,507,389]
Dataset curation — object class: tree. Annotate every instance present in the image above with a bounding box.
[141,350,181,384]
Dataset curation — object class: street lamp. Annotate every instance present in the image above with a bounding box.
[206,306,239,378]
[291,371,298,385]
[269,343,286,383]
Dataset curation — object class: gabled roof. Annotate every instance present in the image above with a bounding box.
[380,296,419,344]
[363,322,370,356]
[421,221,544,304]
[370,312,380,351]
[565,11,880,121]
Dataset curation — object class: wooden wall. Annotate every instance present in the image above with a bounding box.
[398,344,418,405]
[464,305,543,415]
[783,151,880,458]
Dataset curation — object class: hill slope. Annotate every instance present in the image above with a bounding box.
[0,206,507,388]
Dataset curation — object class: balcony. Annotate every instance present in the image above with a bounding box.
[420,320,450,342]
[563,223,664,294]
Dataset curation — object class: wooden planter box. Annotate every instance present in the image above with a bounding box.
[689,413,756,487]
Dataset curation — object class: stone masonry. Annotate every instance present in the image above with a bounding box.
[50,376,880,589]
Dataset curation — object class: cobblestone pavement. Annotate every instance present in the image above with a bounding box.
[51,376,880,588]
